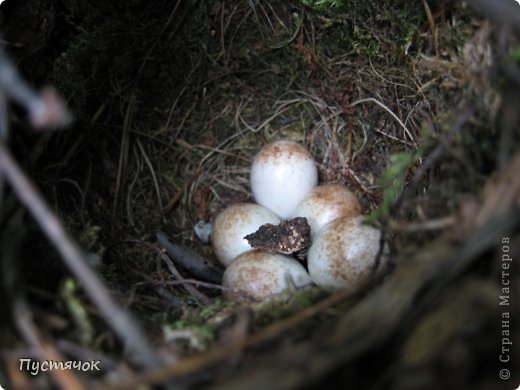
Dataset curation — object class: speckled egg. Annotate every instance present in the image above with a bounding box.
[250,140,318,219]
[211,203,281,267]
[307,215,388,292]
[290,183,362,238]
[222,250,312,300]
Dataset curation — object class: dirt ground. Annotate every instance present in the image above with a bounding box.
[0,0,518,388]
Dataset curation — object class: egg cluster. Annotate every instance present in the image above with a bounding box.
[211,140,388,300]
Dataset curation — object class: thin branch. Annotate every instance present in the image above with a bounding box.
[14,300,86,389]
[136,278,227,291]
[156,247,212,306]
[0,50,72,129]
[0,141,160,369]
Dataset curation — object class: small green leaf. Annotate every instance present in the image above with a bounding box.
[366,150,422,223]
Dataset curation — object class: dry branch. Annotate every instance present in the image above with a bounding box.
[0,141,160,369]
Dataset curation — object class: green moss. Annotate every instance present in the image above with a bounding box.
[163,321,216,351]
[300,0,345,9]
[295,0,423,61]
[160,299,237,351]
[198,299,231,320]
[367,150,423,223]
[61,278,94,347]
[512,46,520,62]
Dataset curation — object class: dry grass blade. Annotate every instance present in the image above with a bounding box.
[136,138,165,223]
[112,95,134,216]
[350,97,417,147]
[422,0,438,55]
[164,169,202,212]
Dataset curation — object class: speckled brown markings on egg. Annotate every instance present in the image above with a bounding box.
[223,250,312,300]
[236,264,277,297]
[244,217,311,255]
[307,215,388,292]
[290,184,362,238]
[211,203,281,266]
[327,228,351,282]
[329,218,374,284]
[261,141,310,161]
[311,185,361,212]
[251,140,318,219]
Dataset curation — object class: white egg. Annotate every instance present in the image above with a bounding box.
[211,203,281,267]
[250,140,318,219]
[307,216,388,292]
[222,250,312,300]
[290,183,362,238]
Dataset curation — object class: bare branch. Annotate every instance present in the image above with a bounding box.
[0,141,160,369]
[0,49,72,129]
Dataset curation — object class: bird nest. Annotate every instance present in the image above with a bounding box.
[0,0,518,388]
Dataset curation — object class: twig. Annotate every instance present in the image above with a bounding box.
[397,106,476,211]
[0,49,73,208]
[270,12,304,49]
[156,247,212,306]
[132,271,185,311]
[0,141,160,369]
[156,232,223,284]
[137,278,228,291]
[129,236,212,305]
[0,49,72,129]
[112,94,134,217]
[136,0,182,76]
[219,0,227,61]
[164,168,201,212]
[422,0,438,55]
[14,299,86,389]
[387,215,455,233]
